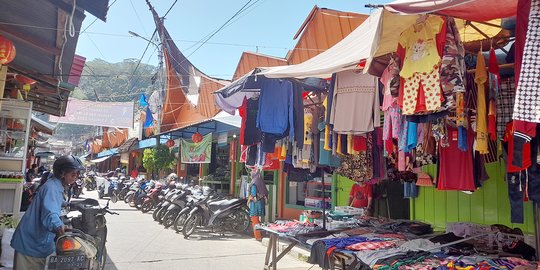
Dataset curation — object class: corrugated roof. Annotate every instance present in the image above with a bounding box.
[232,52,287,80]
[287,7,368,65]
[0,0,109,116]
[68,54,86,86]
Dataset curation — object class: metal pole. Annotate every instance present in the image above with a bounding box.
[534,202,540,260]
[321,169,326,230]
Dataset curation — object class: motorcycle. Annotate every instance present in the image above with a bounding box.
[72,178,84,199]
[140,183,163,213]
[153,188,182,222]
[116,177,133,201]
[173,193,222,233]
[98,177,119,203]
[84,173,97,191]
[128,181,152,209]
[182,197,250,238]
[46,198,118,270]
[161,188,191,228]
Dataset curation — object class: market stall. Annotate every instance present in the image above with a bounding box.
[212,0,540,267]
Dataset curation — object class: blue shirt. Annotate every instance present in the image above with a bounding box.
[11,176,65,258]
[257,79,293,135]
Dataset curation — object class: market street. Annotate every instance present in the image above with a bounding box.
[82,192,320,270]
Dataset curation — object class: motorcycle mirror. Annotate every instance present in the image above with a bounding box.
[105,199,110,209]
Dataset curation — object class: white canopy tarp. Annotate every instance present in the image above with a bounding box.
[259,9,383,79]
[90,155,112,163]
[259,8,502,79]
[212,110,241,128]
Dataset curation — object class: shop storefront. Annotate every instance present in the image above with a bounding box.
[212,0,540,267]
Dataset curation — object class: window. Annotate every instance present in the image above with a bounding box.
[286,169,332,209]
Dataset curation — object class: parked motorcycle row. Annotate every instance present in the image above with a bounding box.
[115,178,251,238]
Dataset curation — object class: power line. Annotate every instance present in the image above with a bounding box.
[185,0,255,59]
[162,0,180,18]
[129,0,148,35]
[80,0,118,34]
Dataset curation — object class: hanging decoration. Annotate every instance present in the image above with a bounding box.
[192,132,203,143]
[0,36,16,65]
[165,139,175,148]
[16,75,36,99]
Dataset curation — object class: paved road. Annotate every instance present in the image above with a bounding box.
[80,191,320,270]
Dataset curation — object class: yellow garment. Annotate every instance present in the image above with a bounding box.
[475,50,489,154]
[336,134,343,155]
[347,134,353,154]
[304,110,313,145]
[398,16,444,79]
[323,97,331,150]
[279,142,286,161]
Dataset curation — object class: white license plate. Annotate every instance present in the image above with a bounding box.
[46,254,87,269]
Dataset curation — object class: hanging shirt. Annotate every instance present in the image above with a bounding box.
[257,79,293,135]
[330,70,380,135]
[437,125,476,191]
[398,16,445,79]
[475,50,489,154]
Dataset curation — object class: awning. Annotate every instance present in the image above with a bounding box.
[31,115,55,135]
[96,148,118,158]
[162,111,242,139]
[384,0,517,22]
[90,155,112,163]
[137,137,169,150]
[118,137,139,153]
[258,8,503,79]
[259,9,382,79]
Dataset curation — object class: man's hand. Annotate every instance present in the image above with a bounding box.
[55,225,66,237]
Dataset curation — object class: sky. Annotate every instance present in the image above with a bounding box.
[75,0,387,81]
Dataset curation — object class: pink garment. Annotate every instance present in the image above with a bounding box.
[380,60,399,111]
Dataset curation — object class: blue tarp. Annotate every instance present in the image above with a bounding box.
[96,148,119,158]
[137,137,168,149]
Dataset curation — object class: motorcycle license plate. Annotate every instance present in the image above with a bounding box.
[46,254,87,269]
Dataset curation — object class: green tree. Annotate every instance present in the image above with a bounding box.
[143,144,176,178]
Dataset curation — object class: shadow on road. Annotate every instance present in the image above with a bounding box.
[103,252,119,270]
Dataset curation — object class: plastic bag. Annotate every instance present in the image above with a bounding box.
[0,228,15,268]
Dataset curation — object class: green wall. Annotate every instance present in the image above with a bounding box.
[412,162,535,233]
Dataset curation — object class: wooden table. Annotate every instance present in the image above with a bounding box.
[256,226,300,270]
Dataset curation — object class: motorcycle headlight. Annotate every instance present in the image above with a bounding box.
[58,237,82,252]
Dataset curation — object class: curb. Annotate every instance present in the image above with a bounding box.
[260,238,312,263]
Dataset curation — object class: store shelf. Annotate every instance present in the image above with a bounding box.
[0,178,23,183]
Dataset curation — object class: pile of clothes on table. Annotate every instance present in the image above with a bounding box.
[264,220,322,237]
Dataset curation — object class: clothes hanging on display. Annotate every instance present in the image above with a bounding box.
[497,78,516,140]
[439,17,466,111]
[475,50,490,155]
[239,97,262,146]
[397,16,446,115]
[514,0,540,124]
[257,79,293,135]
[437,125,475,191]
[330,70,380,135]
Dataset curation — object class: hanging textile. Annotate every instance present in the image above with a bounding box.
[496,78,516,140]
[440,17,466,111]
[514,0,540,124]
[330,70,379,135]
[398,16,446,115]
[336,134,373,182]
[475,50,489,154]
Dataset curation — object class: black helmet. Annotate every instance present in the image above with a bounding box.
[53,155,84,178]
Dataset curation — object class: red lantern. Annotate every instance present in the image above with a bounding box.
[0,36,16,65]
[192,132,203,143]
[166,139,175,148]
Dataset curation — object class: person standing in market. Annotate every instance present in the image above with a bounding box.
[247,170,268,241]
[348,181,373,215]
[11,155,85,270]
[25,164,38,183]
